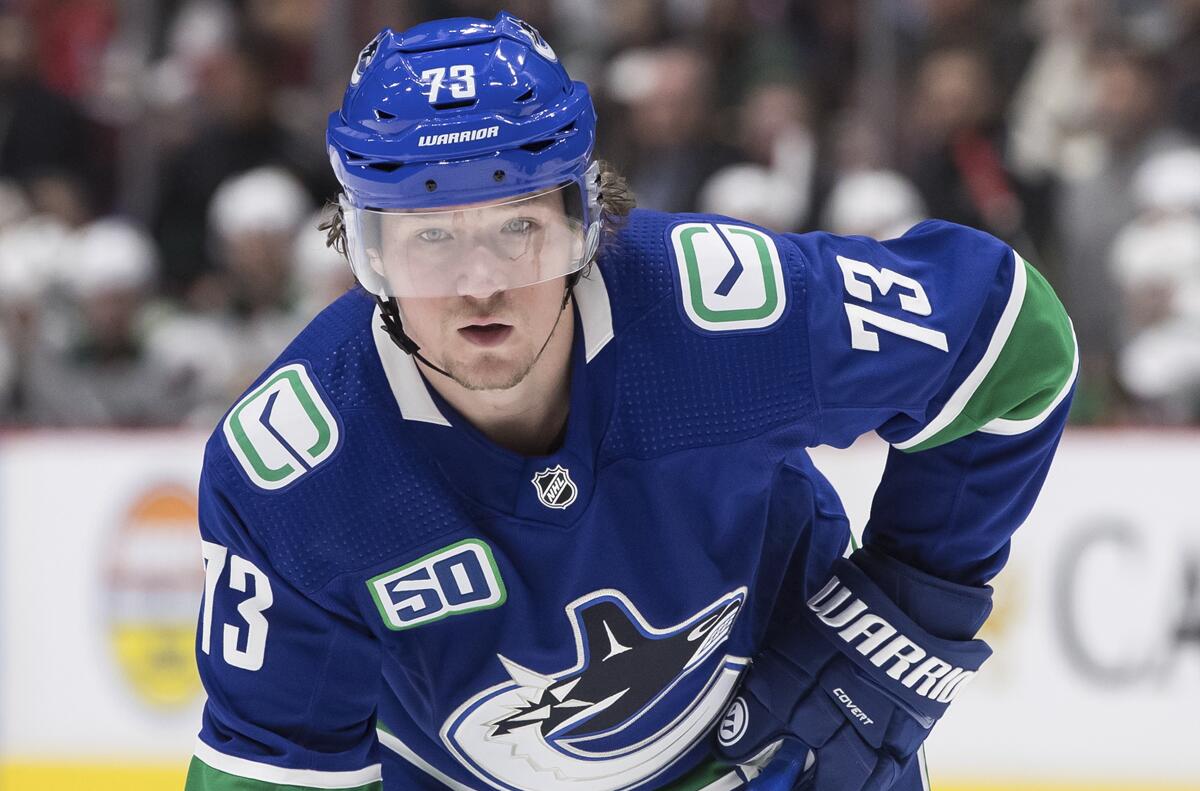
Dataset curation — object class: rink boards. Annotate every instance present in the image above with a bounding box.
[0,429,1196,790]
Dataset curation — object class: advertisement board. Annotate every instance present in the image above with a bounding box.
[0,430,1197,789]
[810,432,1200,789]
[0,432,208,788]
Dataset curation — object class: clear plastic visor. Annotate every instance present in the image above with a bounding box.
[343,182,591,298]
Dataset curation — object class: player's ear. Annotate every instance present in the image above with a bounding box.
[366,247,387,280]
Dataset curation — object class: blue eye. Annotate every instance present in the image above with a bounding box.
[417,228,452,243]
[502,218,536,234]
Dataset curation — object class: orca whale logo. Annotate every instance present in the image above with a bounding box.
[442,588,748,791]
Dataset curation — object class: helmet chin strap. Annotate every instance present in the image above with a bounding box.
[374,274,579,383]
[374,293,455,380]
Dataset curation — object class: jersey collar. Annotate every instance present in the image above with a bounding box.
[369,269,617,525]
[371,268,613,427]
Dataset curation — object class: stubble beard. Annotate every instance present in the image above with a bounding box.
[444,306,572,391]
[444,350,537,392]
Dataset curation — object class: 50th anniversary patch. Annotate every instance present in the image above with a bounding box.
[670,221,788,333]
[223,362,342,491]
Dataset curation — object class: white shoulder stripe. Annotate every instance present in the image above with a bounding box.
[377,729,479,790]
[194,739,382,789]
[371,305,451,427]
[979,320,1078,435]
[893,250,1028,451]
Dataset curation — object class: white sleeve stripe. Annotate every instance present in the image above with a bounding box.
[376,729,480,790]
[979,320,1078,436]
[193,739,382,789]
[892,249,1028,451]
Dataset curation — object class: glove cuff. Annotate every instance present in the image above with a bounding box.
[780,558,992,725]
[851,547,993,641]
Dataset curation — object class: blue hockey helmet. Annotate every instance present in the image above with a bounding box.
[327,12,601,298]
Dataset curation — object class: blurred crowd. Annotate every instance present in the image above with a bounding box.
[1,0,1199,427]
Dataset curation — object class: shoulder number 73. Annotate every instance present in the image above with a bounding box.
[836,255,948,352]
[201,540,273,671]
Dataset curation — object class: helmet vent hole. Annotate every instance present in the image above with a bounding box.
[374,109,397,121]
[519,139,557,154]
[425,180,437,192]
[431,98,477,111]
[493,170,506,181]
[515,87,535,102]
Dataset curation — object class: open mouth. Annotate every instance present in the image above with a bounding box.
[459,323,513,347]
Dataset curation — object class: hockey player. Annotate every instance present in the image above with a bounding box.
[186,13,1077,791]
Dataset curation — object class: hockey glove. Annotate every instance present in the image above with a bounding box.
[716,549,993,791]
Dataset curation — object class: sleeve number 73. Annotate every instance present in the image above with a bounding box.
[836,255,948,352]
[201,540,273,671]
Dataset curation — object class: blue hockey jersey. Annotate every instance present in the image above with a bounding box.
[186,209,1076,791]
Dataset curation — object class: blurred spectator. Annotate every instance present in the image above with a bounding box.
[0,9,103,201]
[907,47,1034,244]
[823,170,928,239]
[897,0,1034,101]
[1055,41,1190,420]
[26,170,96,229]
[603,45,737,212]
[18,218,189,426]
[1111,215,1200,422]
[1007,0,1105,184]
[0,0,1192,427]
[25,0,117,100]
[698,80,817,231]
[152,42,318,297]
[1109,146,1200,423]
[1169,0,1200,137]
[0,202,72,423]
[1131,145,1200,216]
[699,165,805,230]
[190,166,315,413]
[207,165,312,314]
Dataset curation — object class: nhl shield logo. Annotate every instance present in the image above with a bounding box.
[531,464,577,509]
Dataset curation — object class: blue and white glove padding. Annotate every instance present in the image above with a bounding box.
[716,549,994,790]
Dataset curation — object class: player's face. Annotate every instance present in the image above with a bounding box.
[388,191,577,391]
[396,276,570,391]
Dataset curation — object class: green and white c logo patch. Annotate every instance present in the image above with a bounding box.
[670,221,788,332]
[223,362,341,491]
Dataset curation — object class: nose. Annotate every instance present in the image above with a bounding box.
[454,246,509,298]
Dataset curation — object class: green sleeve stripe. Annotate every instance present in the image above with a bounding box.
[898,254,1076,453]
[893,249,1029,452]
[979,320,1077,436]
[187,747,382,791]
